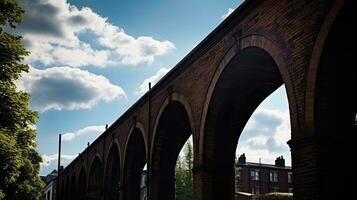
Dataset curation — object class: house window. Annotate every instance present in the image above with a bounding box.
[250,169,260,181]
[270,171,278,182]
[288,172,293,183]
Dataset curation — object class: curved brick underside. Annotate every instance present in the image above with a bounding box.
[57,0,355,199]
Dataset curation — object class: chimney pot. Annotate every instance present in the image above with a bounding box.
[275,155,285,167]
[238,153,246,164]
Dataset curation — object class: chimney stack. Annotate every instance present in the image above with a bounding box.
[275,156,285,167]
[238,153,246,164]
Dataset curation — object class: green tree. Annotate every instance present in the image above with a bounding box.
[183,141,193,198]
[0,0,44,199]
[175,140,193,200]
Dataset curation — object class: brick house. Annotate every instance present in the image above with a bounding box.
[236,154,293,196]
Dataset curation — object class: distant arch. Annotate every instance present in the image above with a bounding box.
[87,156,103,200]
[104,142,121,200]
[123,127,147,200]
[65,175,70,200]
[77,166,87,200]
[69,173,76,200]
[151,92,196,159]
[150,100,193,200]
[124,122,148,161]
[60,178,65,200]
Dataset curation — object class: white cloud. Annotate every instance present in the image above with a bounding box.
[18,0,175,67]
[246,135,269,149]
[137,68,170,95]
[41,153,77,167]
[17,66,126,112]
[62,125,105,141]
[237,108,291,165]
[237,146,280,165]
[221,8,234,20]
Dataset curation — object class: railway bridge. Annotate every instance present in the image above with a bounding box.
[57,0,355,199]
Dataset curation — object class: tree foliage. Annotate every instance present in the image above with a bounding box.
[0,0,44,199]
[175,140,193,200]
[262,193,293,200]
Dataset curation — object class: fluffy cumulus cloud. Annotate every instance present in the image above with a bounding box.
[236,108,291,165]
[18,0,175,67]
[16,66,126,112]
[221,8,234,20]
[61,125,105,141]
[137,68,170,95]
[41,153,77,167]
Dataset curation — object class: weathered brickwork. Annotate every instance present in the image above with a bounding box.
[58,0,354,199]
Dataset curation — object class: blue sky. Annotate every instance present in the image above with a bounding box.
[14,0,291,175]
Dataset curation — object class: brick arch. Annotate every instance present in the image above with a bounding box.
[199,34,296,160]
[150,93,195,200]
[104,139,122,174]
[305,0,346,125]
[123,122,148,163]
[103,141,121,200]
[122,123,147,200]
[198,35,294,199]
[299,1,354,198]
[87,155,103,200]
[60,178,65,200]
[65,174,70,200]
[87,153,103,173]
[150,91,196,160]
[69,172,76,200]
[77,166,87,200]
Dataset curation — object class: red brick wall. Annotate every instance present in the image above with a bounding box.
[58,0,350,199]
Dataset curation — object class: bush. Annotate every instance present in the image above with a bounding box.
[261,193,293,200]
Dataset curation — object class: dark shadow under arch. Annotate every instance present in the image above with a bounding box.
[60,179,65,200]
[150,101,193,200]
[313,1,355,197]
[65,175,70,200]
[123,128,147,200]
[69,173,76,200]
[87,157,103,200]
[104,143,121,200]
[202,46,285,199]
[77,167,87,200]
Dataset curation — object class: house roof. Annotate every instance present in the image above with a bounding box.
[237,162,292,170]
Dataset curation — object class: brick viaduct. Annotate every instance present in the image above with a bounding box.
[57,0,355,199]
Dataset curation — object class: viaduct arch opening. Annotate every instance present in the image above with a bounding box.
[87,157,102,200]
[150,101,193,200]
[123,128,147,200]
[202,46,287,199]
[60,179,65,200]
[65,175,70,200]
[235,85,292,194]
[77,167,87,200]
[69,173,76,200]
[104,143,121,200]
[312,1,355,197]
